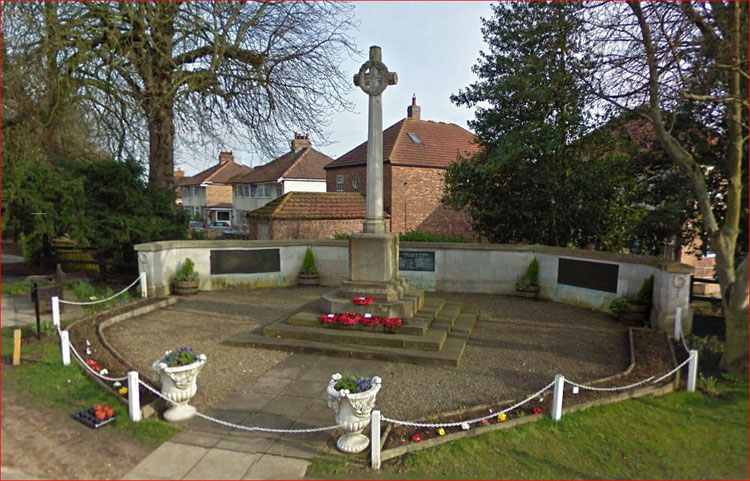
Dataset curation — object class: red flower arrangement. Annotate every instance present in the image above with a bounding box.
[338,312,361,325]
[352,296,374,305]
[86,358,102,372]
[533,406,542,415]
[382,317,403,328]
[319,313,338,323]
[318,312,404,329]
[411,433,422,442]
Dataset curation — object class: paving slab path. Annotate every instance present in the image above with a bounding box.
[122,353,372,480]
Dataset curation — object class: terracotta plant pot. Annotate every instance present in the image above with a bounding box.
[174,280,199,295]
[515,284,540,299]
[298,273,320,286]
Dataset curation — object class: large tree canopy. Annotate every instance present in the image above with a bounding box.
[577,1,748,373]
[2,1,357,188]
[445,2,644,250]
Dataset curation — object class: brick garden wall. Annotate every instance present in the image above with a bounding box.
[270,219,364,239]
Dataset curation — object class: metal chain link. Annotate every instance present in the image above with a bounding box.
[382,380,556,428]
[59,276,141,305]
[138,380,341,433]
[565,376,656,392]
[68,340,128,382]
[650,354,693,384]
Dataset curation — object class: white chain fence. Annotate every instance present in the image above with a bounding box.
[138,380,341,433]
[382,380,556,428]
[68,340,129,382]
[58,275,142,306]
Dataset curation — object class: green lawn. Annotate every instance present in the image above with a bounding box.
[309,385,749,480]
[2,328,178,446]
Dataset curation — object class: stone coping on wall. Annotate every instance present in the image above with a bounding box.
[135,239,693,274]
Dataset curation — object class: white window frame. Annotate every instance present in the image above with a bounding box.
[351,174,359,190]
[336,175,344,192]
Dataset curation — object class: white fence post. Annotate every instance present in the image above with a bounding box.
[139,272,147,298]
[371,409,381,470]
[128,371,142,422]
[674,307,682,341]
[687,350,698,392]
[551,374,565,422]
[52,296,60,327]
[60,330,71,366]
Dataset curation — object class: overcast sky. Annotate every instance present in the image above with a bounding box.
[178,1,494,175]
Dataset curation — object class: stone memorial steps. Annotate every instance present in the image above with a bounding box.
[226,333,470,366]
[227,299,479,366]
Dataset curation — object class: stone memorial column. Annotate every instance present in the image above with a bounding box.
[321,46,424,319]
[353,46,398,234]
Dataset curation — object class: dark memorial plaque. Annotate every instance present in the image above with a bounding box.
[210,249,280,275]
[557,258,618,293]
[399,251,435,272]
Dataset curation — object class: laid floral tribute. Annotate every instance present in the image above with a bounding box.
[333,374,374,393]
[319,312,403,328]
[352,296,374,305]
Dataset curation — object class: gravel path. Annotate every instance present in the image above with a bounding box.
[104,287,631,419]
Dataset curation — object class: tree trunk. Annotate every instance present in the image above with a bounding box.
[148,103,175,190]
[721,255,749,374]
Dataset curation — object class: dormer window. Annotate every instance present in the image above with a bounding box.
[407,132,423,146]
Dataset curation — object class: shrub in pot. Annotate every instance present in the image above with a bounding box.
[298,247,319,286]
[174,258,199,295]
[515,258,539,298]
[152,347,207,422]
[327,373,381,453]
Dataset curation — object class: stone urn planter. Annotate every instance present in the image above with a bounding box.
[327,373,382,454]
[152,350,207,422]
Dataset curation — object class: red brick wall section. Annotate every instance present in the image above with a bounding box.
[269,219,364,239]
[390,165,475,238]
[326,164,475,238]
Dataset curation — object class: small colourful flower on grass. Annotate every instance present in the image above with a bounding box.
[480,418,490,425]
[411,434,421,442]
[533,406,542,415]
[118,387,128,395]
[437,428,445,436]
[497,413,507,422]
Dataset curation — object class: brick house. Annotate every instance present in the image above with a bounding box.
[246,192,386,240]
[177,152,253,223]
[228,134,333,229]
[324,97,480,237]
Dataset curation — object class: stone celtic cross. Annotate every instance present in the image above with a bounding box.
[354,46,397,234]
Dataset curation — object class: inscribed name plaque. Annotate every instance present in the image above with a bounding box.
[210,249,280,275]
[557,258,618,293]
[399,251,435,272]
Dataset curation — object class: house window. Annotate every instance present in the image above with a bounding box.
[275,183,283,198]
[250,184,258,197]
[217,211,231,222]
[351,174,360,190]
[336,175,344,192]
[407,132,424,146]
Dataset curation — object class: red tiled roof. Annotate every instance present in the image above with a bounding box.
[326,118,480,170]
[229,147,333,184]
[247,192,389,220]
[179,161,253,186]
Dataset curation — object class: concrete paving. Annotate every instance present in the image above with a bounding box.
[122,353,355,480]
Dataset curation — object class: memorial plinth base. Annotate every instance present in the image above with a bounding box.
[321,232,424,318]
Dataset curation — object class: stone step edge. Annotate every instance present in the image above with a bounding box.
[226,332,468,367]
[264,321,448,351]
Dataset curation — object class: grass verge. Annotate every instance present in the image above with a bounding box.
[308,384,749,479]
[2,328,178,447]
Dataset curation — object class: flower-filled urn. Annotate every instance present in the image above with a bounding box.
[326,373,382,454]
[151,348,207,422]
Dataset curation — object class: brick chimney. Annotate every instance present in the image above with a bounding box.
[407,94,421,120]
[291,133,312,152]
[219,151,234,164]
[174,169,185,178]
